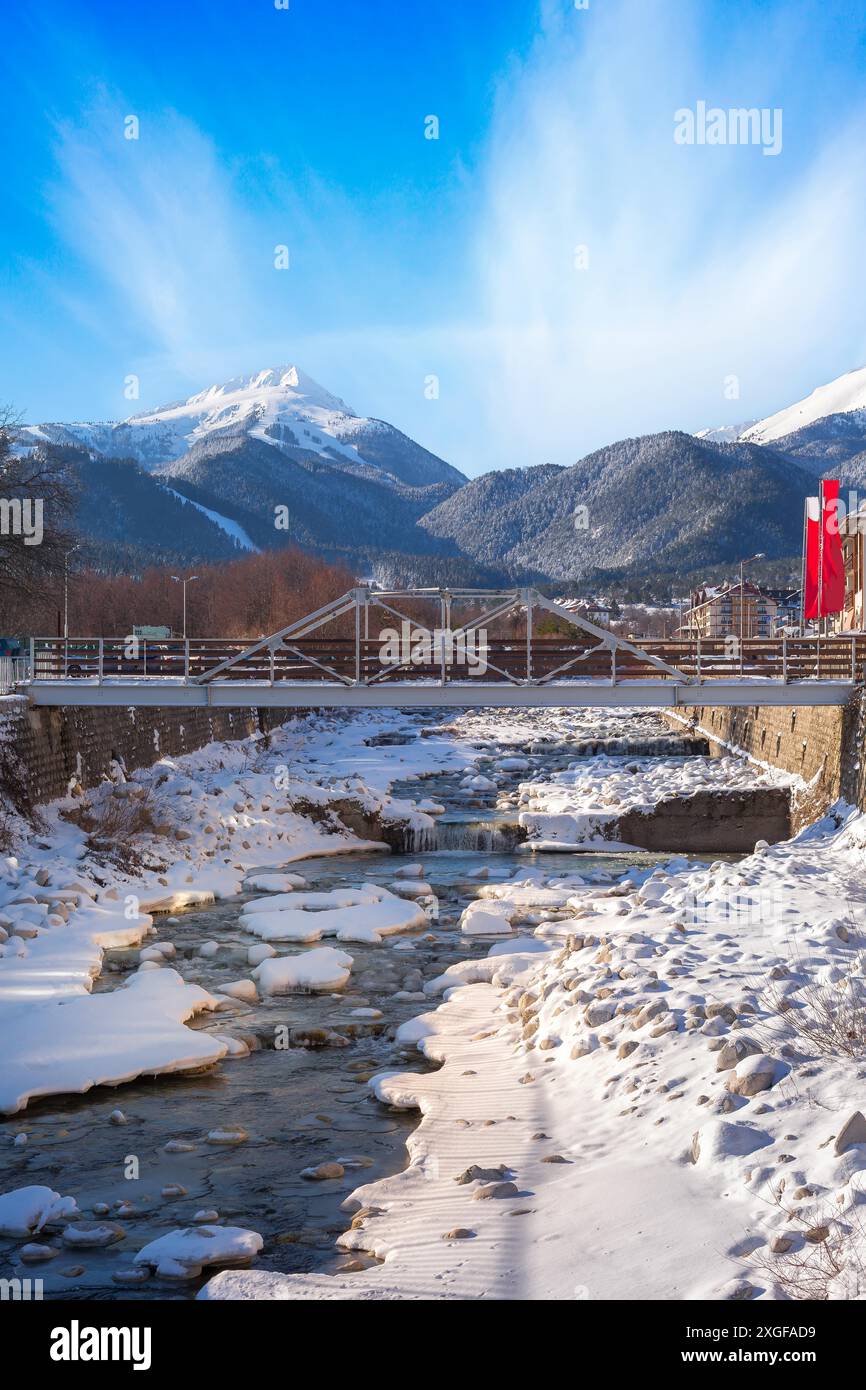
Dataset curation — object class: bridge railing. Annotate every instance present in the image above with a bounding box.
[0,656,28,694]
[30,638,241,681]
[27,633,866,686]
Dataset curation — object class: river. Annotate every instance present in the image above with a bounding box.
[0,710,744,1299]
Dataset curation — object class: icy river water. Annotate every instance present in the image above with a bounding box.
[0,714,737,1300]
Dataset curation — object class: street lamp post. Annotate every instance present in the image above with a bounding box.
[63,545,81,675]
[63,545,81,641]
[171,574,199,640]
[738,552,766,675]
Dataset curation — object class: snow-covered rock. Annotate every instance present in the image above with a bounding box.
[0,1186,78,1237]
[252,948,354,995]
[134,1225,263,1278]
[690,1121,773,1169]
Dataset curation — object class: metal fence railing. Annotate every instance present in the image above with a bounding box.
[0,656,28,694]
[23,631,866,688]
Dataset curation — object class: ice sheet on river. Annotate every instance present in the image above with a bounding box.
[239,887,427,943]
[0,966,225,1114]
[252,946,354,994]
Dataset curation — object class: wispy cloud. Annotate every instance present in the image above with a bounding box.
[48,98,264,389]
[454,0,866,467]
[38,2,866,473]
[45,95,436,413]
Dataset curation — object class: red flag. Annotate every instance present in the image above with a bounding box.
[820,479,845,615]
[804,496,820,620]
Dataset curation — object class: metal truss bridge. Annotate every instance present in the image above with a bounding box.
[14,587,863,709]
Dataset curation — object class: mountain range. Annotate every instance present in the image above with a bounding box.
[18,362,866,593]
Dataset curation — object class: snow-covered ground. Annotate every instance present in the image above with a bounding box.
[4,704,866,1301]
[514,751,794,849]
[0,711,471,1114]
[204,798,866,1302]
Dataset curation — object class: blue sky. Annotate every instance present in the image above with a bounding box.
[2,0,866,475]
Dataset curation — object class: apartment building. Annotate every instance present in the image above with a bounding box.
[684,581,777,639]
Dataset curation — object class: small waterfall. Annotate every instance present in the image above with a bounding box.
[405,822,439,853]
[567,736,709,758]
[430,817,526,853]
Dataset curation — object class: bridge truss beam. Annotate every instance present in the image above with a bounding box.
[191,585,696,689]
[22,680,856,710]
[19,586,864,707]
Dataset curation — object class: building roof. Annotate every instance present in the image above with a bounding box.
[691,579,766,602]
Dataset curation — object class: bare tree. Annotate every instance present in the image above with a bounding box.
[0,411,73,623]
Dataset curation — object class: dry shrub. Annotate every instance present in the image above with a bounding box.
[749,1184,866,1300]
[0,799,16,852]
[769,981,866,1059]
[753,923,866,1061]
[0,746,47,849]
[62,783,159,869]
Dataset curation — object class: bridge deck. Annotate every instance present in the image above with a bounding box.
[14,587,866,708]
[21,677,857,708]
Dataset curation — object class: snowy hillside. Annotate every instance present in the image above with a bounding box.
[421,432,814,583]
[694,368,866,480]
[127,366,369,470]
[19,365,465,491]
[740,366,866,445]
[694,421,756,444]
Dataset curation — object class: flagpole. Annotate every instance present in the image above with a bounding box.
[818,479,825,635]
[800,496,807,635]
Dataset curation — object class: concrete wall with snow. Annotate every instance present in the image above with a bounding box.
[616,786,790,851]
[0,697,297,813]
[665,696,865,829]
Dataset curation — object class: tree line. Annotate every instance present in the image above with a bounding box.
[6,545,358,639]
[0,416,358,638]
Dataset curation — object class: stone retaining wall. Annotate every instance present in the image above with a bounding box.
[0,697,297,813]
[616,787,791,853]
[663,697,865,830]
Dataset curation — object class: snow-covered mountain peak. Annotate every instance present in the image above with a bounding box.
[131,364,358,439]
[18,364,371,471]
[694,421,757,444]
[18,364,465,491]
[741,366,866,444]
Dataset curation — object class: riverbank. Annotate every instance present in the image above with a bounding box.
[200,792,866,1302]
[0,711,475,1114]
[3,705,863,1300]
